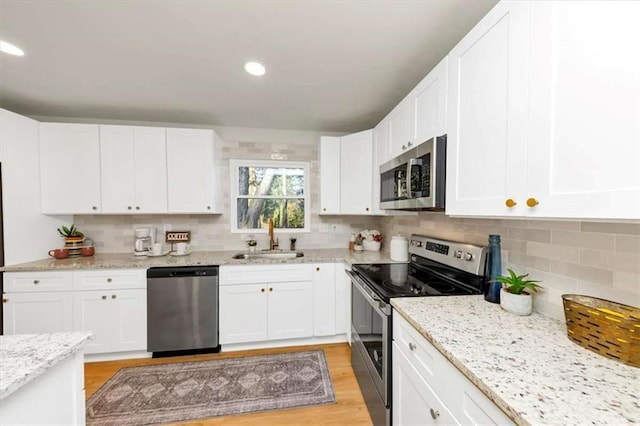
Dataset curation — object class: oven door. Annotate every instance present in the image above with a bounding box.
[348,270,390,425]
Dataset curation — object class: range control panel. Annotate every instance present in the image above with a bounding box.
[409,234,487,276]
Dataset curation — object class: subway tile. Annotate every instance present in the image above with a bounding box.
[527,241,580,263]
[613,271,640,294]
[576,282,640,307]
[551,230,615,251]
[508,227,551,243]
[527,220,581,231]
[580,249,640,274]
[523,269,577,293]
[580,222,640,235]
[616,235,640,254]
[501,239,527,254]
[508,252,551,271]
[550,260,613,286]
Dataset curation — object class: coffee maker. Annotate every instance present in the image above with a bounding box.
[134,227,156,256]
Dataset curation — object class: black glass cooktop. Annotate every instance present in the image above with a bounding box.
[352,259,484,302]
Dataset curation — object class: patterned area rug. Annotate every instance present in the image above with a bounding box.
[86,350,336,425]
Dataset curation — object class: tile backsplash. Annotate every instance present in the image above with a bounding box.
[380,214,640,320]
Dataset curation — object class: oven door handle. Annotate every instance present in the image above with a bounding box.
[346,270,391,316]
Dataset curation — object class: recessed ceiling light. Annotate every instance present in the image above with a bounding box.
[245,61,265,76]
[0,40,25,56]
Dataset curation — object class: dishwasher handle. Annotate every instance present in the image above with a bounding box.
[147,266,219,279]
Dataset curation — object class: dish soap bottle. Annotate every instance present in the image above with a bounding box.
[484,234,502,303]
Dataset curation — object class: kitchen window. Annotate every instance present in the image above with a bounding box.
[230,160,310,233]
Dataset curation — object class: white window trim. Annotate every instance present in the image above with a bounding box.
[229,159,311,233]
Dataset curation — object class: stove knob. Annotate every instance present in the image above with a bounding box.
[454,250,462,259]
[464,252,473,261]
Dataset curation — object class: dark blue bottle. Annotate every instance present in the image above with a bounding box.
[484,235,502,303]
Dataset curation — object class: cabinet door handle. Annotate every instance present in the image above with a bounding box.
[135,206,140,210]
[101,295,107,300]
[407,141,413,147]
[316,267,320,271]
[207,206,211,210]
[526,197,539,207]
[2,298,8,303]
[408,342,417,351]
[365,207,370,212]
[430,408,440,419]
[107,278,112,283]
[112,295,117,299]
[505,198,517,208]
[127,206,132,210]
[261,288,265,293]
[322,208,326,212]
[92,206,98,210]
[269,287,273,292]
[33,280,40,284]
[402,145,407,150]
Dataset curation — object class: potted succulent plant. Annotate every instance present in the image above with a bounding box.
[57,224,84,245]
[495,269,542,316]
[247,239,257,253]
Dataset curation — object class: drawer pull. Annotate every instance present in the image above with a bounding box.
[430,408,440,419]
[408,342,417,351]
[316,267,320,271]
[33,280,40,284]
[112,295,117,299]
[261,288,265,293]
[2,298,8,303]
[269,287,273,292]
[107,278,112,283]
[101,295,107,300]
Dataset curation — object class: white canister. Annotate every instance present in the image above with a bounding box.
[390,236,409,261]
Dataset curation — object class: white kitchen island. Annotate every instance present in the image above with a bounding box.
[0,331,93,425]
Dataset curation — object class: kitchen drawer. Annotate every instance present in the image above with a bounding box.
[393,310,448,394]
[4,271,73,292]
[393,342,459,425]
[220,264,313,285]
[72,269,146,290]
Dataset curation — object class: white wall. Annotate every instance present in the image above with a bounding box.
[0,109,71,265]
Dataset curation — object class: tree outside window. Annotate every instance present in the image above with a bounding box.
[231,160,310,232]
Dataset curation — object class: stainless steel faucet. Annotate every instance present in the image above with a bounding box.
[268,218,279,250]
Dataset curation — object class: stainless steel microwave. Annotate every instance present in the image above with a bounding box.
[379,135,446,211]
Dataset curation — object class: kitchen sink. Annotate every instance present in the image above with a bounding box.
[231,251,304,260]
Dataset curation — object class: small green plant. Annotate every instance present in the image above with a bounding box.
[495,269,541,295]
[57,224,84,238]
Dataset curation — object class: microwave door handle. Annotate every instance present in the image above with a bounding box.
[406,158,423,199]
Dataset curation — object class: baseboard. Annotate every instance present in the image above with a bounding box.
[221,334,348,352]
[84,350,152,363]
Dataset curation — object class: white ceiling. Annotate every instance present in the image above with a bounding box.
[0,0,497,133]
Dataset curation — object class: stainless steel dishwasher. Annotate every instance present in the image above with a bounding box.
[147,266,220,357]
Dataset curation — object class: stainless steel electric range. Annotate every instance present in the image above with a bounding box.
[346,234,488,426]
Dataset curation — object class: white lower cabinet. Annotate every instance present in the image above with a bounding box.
[220,263,344,345]
[3,292,73,334]
[393,311,513,425]
[3,269,147,355]
[73,289,147,355]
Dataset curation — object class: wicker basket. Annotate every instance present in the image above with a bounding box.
[562,294,639,367]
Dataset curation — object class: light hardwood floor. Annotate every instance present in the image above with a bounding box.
[85,343,373,425]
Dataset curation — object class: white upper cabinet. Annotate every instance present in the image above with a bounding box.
[446,1,639,220]
[100,125,167,214]
[319,136,341,214]
[526,1,640,219]
[446,1,531,217]
[388,96,413,160]
[40,123,102,214]
[166,128,222,214]
[412,56,448,145]
[340,129,373,214]
[319,129,374,215]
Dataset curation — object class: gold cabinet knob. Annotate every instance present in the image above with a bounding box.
[316,267,320,271]
[2,298,8,303]
[365,207,369,212]
[505,199,517,208]
[261,288,265,293]
[527,198,539,207]
[269,287,273,292]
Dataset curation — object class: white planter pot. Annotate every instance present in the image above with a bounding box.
[362,240,381,251]
[500,288,533,316]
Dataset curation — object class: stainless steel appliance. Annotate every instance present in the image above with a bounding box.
[147,266,220,357]
[379,135,446,211]
[347,235,487,426]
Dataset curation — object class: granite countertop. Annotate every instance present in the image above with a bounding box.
[391,296,639,425]
[0,331,93,399]
[0,248,402,272]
